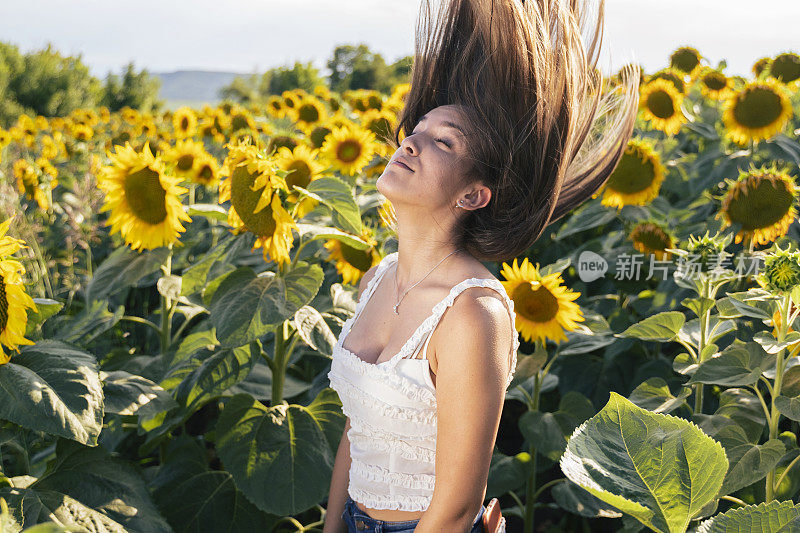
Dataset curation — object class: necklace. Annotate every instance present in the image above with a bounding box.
[393,249,462,314]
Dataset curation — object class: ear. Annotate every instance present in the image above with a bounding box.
[458,184,491,210]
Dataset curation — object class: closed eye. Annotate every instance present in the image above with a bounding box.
[436,138,452,148]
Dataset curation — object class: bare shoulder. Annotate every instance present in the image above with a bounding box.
[356,264,381,300]
[430,283,515,377]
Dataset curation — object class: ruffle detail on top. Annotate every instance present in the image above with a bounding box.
[350,457,436,490]
[333,337,437,406]
[348,485,431,512]
[328,370,437,425]
[348,429,436,463]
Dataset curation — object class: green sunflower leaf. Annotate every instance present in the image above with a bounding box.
[695,500,800,532]
[559,392,728,533]
[214,390,345,516]
[0,341,103,446]
[615,311,686,342]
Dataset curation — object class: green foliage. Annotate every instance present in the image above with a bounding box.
[101,62,162,112]
[0,42,102,127]
[220,60,326,104]
[327,43,410,93]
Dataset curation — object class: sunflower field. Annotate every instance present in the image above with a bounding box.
[0,46,800,533]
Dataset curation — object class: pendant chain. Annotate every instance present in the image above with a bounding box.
[393,249,462,314]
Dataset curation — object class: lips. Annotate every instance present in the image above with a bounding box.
[392,158,414,171]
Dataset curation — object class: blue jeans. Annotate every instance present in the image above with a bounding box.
[341,495,485,532]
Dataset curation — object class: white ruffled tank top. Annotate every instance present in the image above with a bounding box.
[327,251,520,511]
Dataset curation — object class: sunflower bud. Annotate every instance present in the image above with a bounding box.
[758,244,800,294]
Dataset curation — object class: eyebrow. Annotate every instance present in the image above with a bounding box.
[417,115,467,137]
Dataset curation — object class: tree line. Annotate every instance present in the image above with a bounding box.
[0,40,412,126]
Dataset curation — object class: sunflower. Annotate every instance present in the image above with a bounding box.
[266,95,287,119]
[282,90,301,120]
[319,125,378,176]
[768,52,800,86]
[716,163,798,247]
[646,68,686,94]
[771,303,800,353]
[70,124,94,142]
[359,109,398,157]
[307,123,334,149]
[638,79,686,136]
[219,140,297,265]
[293,97,328,130]
[696,67,735,101]
[753,57,772,78]
[378,199,397,228]
[162,139,211,181]
[268,134,299,154]
[172,107,198,138]
[98,141,192,251]
[121,107,141,125]
[323,229,381,286]
[723,78,793,146]
[193,154,222,187]
[669,46,704,80]
[499,258,584,345]
[758,243,800,294]
[390,82,411,103]
[13,160,50,210]
[40,135,60,160]
[229,106,257,133]
[0,216,37,365]
[599,138,666,209]
[629,221,675,261]
[274,144,325,219]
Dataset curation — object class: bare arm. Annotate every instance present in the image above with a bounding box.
[322,266,380,533]
[414,290,515,532]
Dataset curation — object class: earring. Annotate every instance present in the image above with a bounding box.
[456,199,464,208]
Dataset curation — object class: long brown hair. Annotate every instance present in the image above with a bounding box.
[387,0,641,262]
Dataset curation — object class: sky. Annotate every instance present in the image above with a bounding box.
[1,0,798,79]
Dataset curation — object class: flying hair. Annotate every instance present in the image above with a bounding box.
[385,0,641,262]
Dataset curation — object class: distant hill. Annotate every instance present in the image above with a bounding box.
[153,70,252,107]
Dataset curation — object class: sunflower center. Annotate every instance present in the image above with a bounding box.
[0,274,8,334]
[703,74,727,91]
[606,149,657,194]
[232,115,249,131]
[123,166,169,224]
[340,244,373,272]
[310,126,332,148]
[298,104,320,123]
[646,89,676,119]
[337,140,362,163]
[733,88,783,128]
[230,166,277,237]
[177,154,195,171]
[198,164,214,183]
[512,281,559,324]
[180,117,190,130]
[633,227,670,251]
[286,161,312,190]
[726,177,794,230]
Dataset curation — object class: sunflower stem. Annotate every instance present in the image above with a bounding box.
[271,320,290,406]
[159,244,174,355]
[694,279,710,414]
[766,293,791,502]
[523,365,542,533]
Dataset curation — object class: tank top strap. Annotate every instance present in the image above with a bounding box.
[351,251,398,323]
[402,278,520,370]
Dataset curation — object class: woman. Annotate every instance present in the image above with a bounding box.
[324,0,640,531]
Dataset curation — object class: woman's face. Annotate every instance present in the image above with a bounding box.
[376,104,473,211]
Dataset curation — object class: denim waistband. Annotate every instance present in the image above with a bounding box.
[344,496,485,531]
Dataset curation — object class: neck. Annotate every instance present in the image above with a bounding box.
[392,208,463,289]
